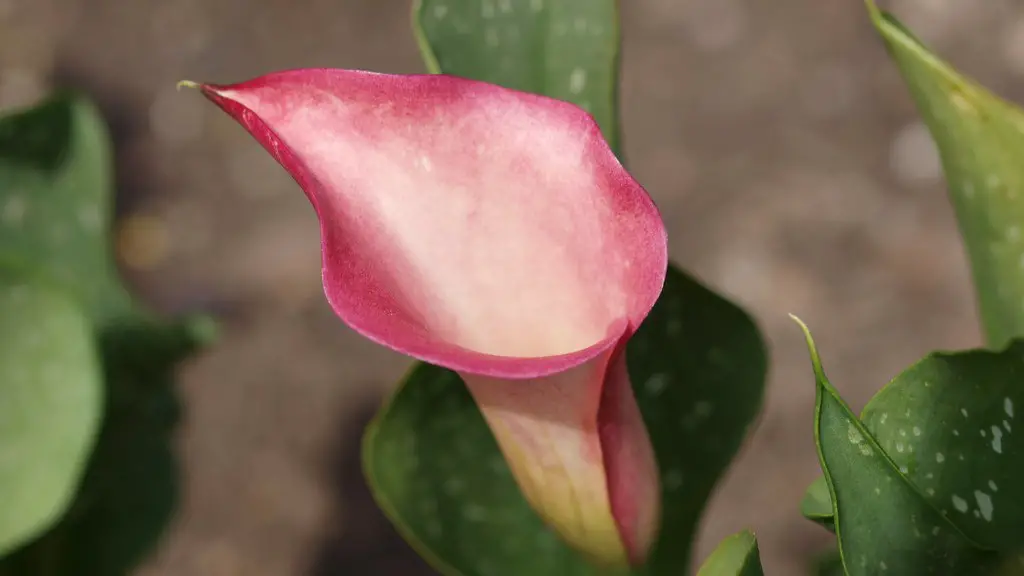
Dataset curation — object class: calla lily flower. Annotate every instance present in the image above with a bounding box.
[187,69,667,566]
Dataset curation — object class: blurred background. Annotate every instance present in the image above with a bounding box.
[2,0,1020,573]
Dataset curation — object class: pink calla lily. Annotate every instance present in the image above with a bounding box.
[188,69,667,566]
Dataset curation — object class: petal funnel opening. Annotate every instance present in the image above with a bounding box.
[192,69,667,566]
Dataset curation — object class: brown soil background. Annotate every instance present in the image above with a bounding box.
[4,0,1024,574]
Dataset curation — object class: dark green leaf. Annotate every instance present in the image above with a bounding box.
[866,1,1024,347]
[694,530,763,576]
[0,94,216,574]
[0,276,103,556]
[796,318,1000,575]
[858,343,1024,552]
[364,266,767,575]
[413,0,621,153]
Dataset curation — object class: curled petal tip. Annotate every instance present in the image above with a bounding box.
[176,79,201,91]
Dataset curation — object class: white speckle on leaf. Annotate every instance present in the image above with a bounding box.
[859,444,873,456]
[874,487,882,495]
[988,174,1002,189]
[936,452,945,463]
[444,477,465,496]
[899,429,907,437]
[963,181,975,198]
[569,67,587,95]
[981,428,987,437]
[962,408,969,418]
[953,429,960,436]
[975,491,994,521]
[896,442,905,453]
[1,195,26,225]
[78,206,102,232]
[989,480,999,492]
[464,503,488,522]
[880,561,888,571]
[667,319,682,336]
[952,495,969,513]
[573,17,587,33]
[899,465,909,474]
[991,426,1004,453]
[433,4,448,19]
[926,472,934,479]
[913,426,922,436]
[848,423,864,445]
[645,373,669,397]
[1005,420,1012,432]
[1006,397,1015,418]
[485,27,499,46]
[927,488,936,495]
[880,412,888,424]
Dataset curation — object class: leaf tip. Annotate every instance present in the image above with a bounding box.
[790,314,828,385]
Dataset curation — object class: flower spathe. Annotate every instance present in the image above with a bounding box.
[188,69,668,566]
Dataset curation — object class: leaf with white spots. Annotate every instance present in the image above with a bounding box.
[413,0,621,153]
[796,319,1001,575]
[694,530,764,576]
[801,341,1024,560]
[365,266,767,574]
[0,94,217,574]
[867,2,1024,347]
[857,343,1024,553]
[0,276,103,556]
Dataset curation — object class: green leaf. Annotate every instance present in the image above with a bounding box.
[0,93,133,325]
[694,530,763,576]
[364,266,767,575]
[0,276,103,556]
[866,1,1024,348]
[413,0,621,154]
[0,94,216,574]
[795,318,1000,575]
[799,476,835,533]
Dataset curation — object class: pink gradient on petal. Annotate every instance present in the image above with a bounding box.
[197,70,666,378]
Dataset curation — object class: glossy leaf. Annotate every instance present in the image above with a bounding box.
[694,531,763,576]
[0,276,102,556]
[0,94,215,574]
[796,319,1000,575]
[365,266,767,575]
[414,0,621,153]
[866,1,1024,347]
